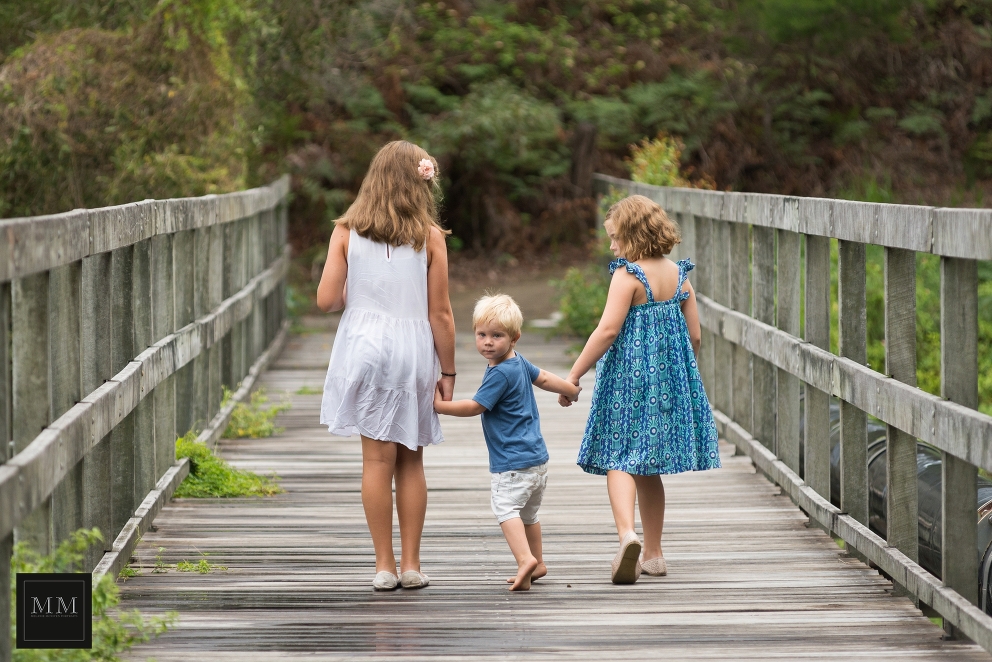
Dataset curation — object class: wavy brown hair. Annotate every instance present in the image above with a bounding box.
[606,194,681,261]
[336,141,447,250]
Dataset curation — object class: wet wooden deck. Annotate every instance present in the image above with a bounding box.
[120,329,990,660]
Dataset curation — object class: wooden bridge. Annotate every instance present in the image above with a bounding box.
[0,174,991,659]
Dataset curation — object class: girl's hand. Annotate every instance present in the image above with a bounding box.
[437,374,455,401]
[558,393,573,408]
[433,385,443,410]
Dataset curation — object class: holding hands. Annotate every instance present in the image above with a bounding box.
[558,376,581,408]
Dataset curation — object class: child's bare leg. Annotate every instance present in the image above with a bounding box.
[360,436,398,573]
[633,474,665,560]
[506,522,546,583]
[606,470,637,541]
[500,518,539,591]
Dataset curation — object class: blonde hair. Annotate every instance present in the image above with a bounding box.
[605,194,681,261]
[473,294,523,338]
[336,140,448,250]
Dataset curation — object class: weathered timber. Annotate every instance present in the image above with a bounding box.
[804,234,831,499]
[838,240,868,528]
[776,226,801,474]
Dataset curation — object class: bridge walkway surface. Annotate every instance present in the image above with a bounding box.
[120,329,990,660]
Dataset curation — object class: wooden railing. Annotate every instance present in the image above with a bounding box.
[595,174,992,650]
[0,176,290,657]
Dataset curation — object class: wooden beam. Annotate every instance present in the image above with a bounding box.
[776,227,801,474]
[941,256,979,638]
[804,235,831,499]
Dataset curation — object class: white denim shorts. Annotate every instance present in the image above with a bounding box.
[490,463,548,525]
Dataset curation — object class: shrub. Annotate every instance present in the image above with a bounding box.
[628,133,715,190]
[174,431,283,498]
[223,388,289,439]
[11,528,175,661]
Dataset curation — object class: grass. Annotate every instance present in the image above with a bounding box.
[12,528,175,661]
[176,556,227,574]
[223,387,289,439]
[295,385,322,395]
[174,430,284,498]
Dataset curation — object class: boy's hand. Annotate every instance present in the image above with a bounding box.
[558,393,573,407]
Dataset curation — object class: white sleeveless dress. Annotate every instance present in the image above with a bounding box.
[320,229,444,450]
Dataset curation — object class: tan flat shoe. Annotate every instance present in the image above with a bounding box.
[400,570,430,589]
[641,556,667,576]
[611,531,642,584]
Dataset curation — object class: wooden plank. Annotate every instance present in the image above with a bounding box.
[49,262,83,546]
[776,228,801,474]
[0,534,10,660]
[133,239,156,505]
[116,331,991,660]
[751,225,776,452]
[693,216,715,400]
[111,247,136,537]
[941,256,980,634]
[804,235,831,500]
[838,240,867,528]
[933,208,992,261]
[0,283,10,463]
[12,272,51,553]
[883,247,918,565]
[711,220,732,414]
[730,222,752,433]
[151,235,176,481]
[174,230,195,437]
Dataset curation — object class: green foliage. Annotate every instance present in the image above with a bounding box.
[629,133,690,188]
[12,529,175,661]
[174,430,283,497]
[552,265,610,341]
[176,557,226,573]
[746,0,912,46]
[294,385,322,395]
[223,387,289,439]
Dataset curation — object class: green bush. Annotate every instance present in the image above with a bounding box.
[174,431,283,498]
[12,529,175,661]
[628,133,715,189]
[223,388,289,439]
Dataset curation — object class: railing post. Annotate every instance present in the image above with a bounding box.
[81,253,113,570]
[751,216,776,453]
[838,240,868,528]
[132,239,156,504]
[50,262,83,546]
[803,233,831,499]
[151,233,176,481]
[192,225,211,432]
[174,226,195,438]
[208,223,224,418]
[884,247,919,567]
[0,282,11,661]
[730,219,752,434]
[13,272,52,553]
[940,255,979,635]
[776,222,801,474]
[693,214,715,399]
[111,246,136,538]
[711,219,732,414]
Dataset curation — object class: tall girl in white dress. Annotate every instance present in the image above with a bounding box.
[316,141,456,591]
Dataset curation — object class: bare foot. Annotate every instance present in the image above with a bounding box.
[508,556,539,591]
[508,561,546,584]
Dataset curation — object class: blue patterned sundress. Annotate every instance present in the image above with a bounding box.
[577,258,721,476]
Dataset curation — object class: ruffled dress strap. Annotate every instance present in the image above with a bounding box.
[675,258,695,302]
[609,258,655,303]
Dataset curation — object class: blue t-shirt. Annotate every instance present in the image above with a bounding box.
[472,354,550,473]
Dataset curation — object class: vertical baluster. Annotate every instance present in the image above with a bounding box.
[884,247,918,566]
[838,240,868,527]
[804,233,831,499]
[81,252,113,570]
[192,225,211,432]
[251,214,265,362]
[208,223,224,419]
[693,214,715,397]
[940,256,979,635]
[751,216,776,453]
[777,226,801,474]
[730,221,752,433]
[222,222,234,389]
[173,227,195,438]
[132,239,156,503]
[0,282,12,661]
[13,272,52,552]
[151,234,176,482]
[111,246,135,540]
[711,220,732,414]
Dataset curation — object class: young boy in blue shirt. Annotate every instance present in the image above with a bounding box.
[434,294,580,590]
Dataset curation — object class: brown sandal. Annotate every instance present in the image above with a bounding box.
[611,532,642,584]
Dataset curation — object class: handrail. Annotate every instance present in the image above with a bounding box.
[595,173,992,651]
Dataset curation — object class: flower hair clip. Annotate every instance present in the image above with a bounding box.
[418,158,435,181]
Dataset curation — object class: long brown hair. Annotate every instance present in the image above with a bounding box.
[336,141,447,250]
[606,195,681,261]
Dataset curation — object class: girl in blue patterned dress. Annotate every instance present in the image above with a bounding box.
[560,194,720,585]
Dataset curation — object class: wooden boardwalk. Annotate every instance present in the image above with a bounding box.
[121,330,990,660]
